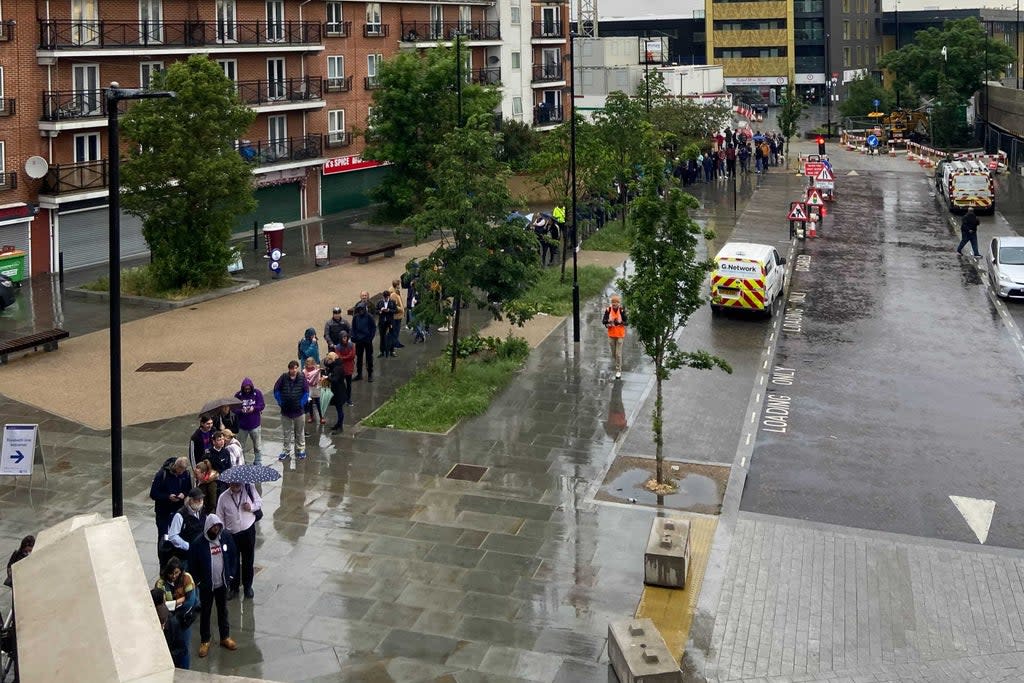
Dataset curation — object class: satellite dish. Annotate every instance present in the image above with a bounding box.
[24,156,49,179]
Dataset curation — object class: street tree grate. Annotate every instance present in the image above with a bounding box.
[445,463,488,482]
[136,362,193,372]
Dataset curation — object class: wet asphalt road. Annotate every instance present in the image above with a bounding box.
[739,151,1024,548]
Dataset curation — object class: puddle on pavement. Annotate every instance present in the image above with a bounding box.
[596,455,728,514]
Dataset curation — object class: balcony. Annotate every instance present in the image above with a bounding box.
[474,67,501,85]
[532,21,564,39]
[325,21,351,38]
[0,99,15,117]
[364,76,381,90]
[795,28,825,42]
[41,160,108,195]
[362,24,389,38]
[399,21,500,42]
[238,135,323,166]
[795,56,825,72]
[533,104,564,127]
[532,64,564,83]
[326,76,354,93]
[236,77,323,106]
[0,172,16,191]
[325,132,353,149]
[38,20,323,50]
[42,90,127,122]
[0,20,15,42]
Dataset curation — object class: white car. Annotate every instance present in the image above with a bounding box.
[988,236,1024,300]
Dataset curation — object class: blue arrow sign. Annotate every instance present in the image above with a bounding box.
[873,98,880,108]
[10,450,23,464]
[867,134,879,148]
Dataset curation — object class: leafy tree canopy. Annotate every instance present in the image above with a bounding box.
[529,115,613,207]
[649,97,732,158]
[776,82,807,156]
[839,73,895,119]
[592,92,662,212]
[363,47,501,221]
[120,54,256,291]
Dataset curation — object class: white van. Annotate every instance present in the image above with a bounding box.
[710,242,787,318]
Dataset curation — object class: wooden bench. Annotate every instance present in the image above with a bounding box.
[0,329,70,364]
[350,242,402,264]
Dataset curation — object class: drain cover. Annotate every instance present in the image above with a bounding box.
[136,362,193,372]
[445,463,488,482]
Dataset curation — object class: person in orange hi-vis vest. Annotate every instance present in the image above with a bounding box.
[602,294,628,379]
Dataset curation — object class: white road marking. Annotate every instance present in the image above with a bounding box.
[762,360,768,369]
[949,495,995,544]
[745,433,751,445]
[740,456,746,467]
[750,411,756,423]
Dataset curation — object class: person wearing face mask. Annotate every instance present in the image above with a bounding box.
[188,514,238,658]
[166,488,207,567]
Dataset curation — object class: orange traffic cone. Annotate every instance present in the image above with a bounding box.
[808,221,817,238]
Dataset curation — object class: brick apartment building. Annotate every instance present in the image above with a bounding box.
[0,0,568,277]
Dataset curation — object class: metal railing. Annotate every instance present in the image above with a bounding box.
[38,19,323,49]
[41,90,128,121]
[364,76,381,90]
[325,76,353,92]
[533,104,564,126]
[362,23,389,38]
[238,135,323,166]
[235,77,323,105]
[0,172,16,190]
[531,64,563,82]
[532,20,564,39]
[324,20,351,37]
[398,21,500,42]
[325,132,353,148]
[474,67,501,85]
[41,160,108,194]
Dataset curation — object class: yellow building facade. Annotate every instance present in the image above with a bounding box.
[704,0,796,99]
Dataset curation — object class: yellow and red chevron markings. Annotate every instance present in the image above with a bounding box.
[711,274,766,310]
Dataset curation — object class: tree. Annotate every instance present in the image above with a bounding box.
[408,118,541,372]
[838,73,894,119]
[496,118,540,173]
[776,83,807,165]
[619,175,731,495]
[635,69,670,114]
[648,97,732,159]
[363,47,501,220]
[592,92,661,225]
[120,54,256,291]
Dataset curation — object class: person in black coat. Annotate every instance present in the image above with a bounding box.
[351,296,377,381]
[149,456,193,567]
[376,290,397,358]
[957,207,981,257]
[188,514,239,658]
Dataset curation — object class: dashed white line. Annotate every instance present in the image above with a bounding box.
[745,433,751,445]
[762,360,769,369]
[759,375,765,385]
[741,456,747,468]
[750,411,756,423]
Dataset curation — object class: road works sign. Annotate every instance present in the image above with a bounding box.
[788,202,809,222]
[803,161,824,177]
[815,166,834,183]
[806,188,825,206]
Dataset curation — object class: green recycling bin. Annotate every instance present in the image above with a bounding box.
[0,250,26,283]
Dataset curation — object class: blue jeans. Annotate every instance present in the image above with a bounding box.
[957,232,979,256]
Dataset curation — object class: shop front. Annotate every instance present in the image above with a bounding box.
[56,202,148,271]
[321,155,390,215]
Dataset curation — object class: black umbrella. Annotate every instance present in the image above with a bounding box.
[200,397,242,416]
[217,464,281,484]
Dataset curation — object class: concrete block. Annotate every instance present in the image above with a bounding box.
[607,618,681,683]
[14,515,174,683]
[643,517,690,588]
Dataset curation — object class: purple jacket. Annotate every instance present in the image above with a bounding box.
[233,378,265,430]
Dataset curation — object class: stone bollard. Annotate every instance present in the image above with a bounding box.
[644,517,690,588]
[608,618,682,683]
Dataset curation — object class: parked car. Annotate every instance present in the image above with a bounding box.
[0,273,17,311]
[988,236,1024,300]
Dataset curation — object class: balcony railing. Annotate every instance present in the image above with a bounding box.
[362,23,389,38]
[0,172,16,191]
[793,0,824,13]
[42,89,129,121]
[399,21,501,42]
[38,19,323,49]
[533,104,564,126]
[325,132,353,148]
[532,20,564,39]
[41,160,108,194]
[0,99,15,117]
[238,135,323,166]
[794,28,825,42]
[325,20,351,38]
[364,76,381,90]
[236,77,323,106]
[532,64,563,83]
[474,67,501,85]
[0,20,15,42]
[326,75,353,92]
[795,56,825,72]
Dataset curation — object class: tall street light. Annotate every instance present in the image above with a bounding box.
[569,32,580,343]
[1017,0,1021,90]
[895,0,901,108]
[107,82,175,518]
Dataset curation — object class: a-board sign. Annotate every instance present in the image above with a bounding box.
[1,424,37,476]
[804,161,824,177]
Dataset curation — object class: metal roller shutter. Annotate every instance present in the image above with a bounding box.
[58,207,148,271]
[322,166,389,215]
[234,183,301,231]
[0,221,30,255]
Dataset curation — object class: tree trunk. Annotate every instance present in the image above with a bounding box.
[654,366,664,487]
[449,295,462,374]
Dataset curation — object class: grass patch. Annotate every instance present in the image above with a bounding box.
[79,265,229,300]
[364,334,530,432]
[582,219,633,252]
[507,263,617,318]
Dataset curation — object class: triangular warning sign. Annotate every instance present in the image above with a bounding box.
[815,166,834,182]
[847,170,859,176]
[787,202,808,221]
[806,188,825,206]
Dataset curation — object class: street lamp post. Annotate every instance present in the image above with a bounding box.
[569,32,580,343]
[825,32,832,138]
[1017,0,1020,91]
[895,0,901,108]
[106,82,174,518]
[455,33,463,127]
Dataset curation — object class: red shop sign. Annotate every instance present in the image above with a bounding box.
[322,155,388,175]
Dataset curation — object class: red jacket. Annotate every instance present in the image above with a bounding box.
[337,341,356,376]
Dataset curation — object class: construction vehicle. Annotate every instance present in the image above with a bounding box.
[884,109,930,143]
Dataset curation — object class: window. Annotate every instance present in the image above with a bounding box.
[874,45,882,63]
[328,55,346,89]
[842,0,849,11]
[266,1,284,41]
[328,109,347,144]
[140,61,163,89]
[367,106,375,132]
[511,96,523,117]
[541,47,560,79]
[511,51,521,69]
[510,0,520,25]
[326,2,344,35]
[367,53,382,87]
[0,142,5,175]
[72,0,100,46]
[72,63,101,116]
[857,45,864,65]
[267,58,286,100]
[217,58,237,83]
[459,6,472,34]
[268,115,287,159]
[430,5,443,39]
[74,133,101,163]
[843,46,851,67]
[139,0,163,43]
[216,0,236,42]
[541,6,559,36]
[842,21,849,40]
[365,3,382,33]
